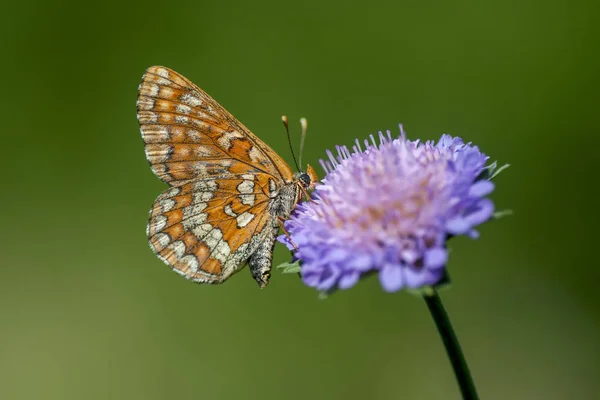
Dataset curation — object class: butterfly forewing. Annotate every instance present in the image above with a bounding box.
[138,66,299,286]
[137,66,294,186]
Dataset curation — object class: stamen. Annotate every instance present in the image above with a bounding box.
[399,124,406,139]
[335,145,343,161]
[326,149,338,167]
[355,138,363,153]
[319,159,329,173]
[378,131,386,144]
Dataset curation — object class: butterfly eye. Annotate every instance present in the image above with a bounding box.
[299,173,311,187]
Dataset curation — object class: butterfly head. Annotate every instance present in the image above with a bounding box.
[297,164,318,190]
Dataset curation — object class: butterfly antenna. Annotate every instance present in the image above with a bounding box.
[298,117,308,168]
[281,115,301,171]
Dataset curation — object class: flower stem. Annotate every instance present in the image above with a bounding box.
[423,289,479,400]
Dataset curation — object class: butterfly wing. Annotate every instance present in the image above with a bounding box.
[138,66,299,285]
[146,173,279,283]
[137,66,294,186]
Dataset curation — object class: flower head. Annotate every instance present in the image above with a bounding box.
[278,127,495,293]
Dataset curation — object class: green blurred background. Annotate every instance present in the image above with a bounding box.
[2,0,598,399]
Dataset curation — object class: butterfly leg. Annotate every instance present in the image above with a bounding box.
[248,226,278,288]
[277,217,298,250]
[299,185,314,202]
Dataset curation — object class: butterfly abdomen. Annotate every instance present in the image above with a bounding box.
[248,225,279,288]
[246,182,300,287]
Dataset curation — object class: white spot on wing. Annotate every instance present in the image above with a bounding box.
[224,204,237,217]
[160,198,175,213]
[187,130,202,141]
[182,203,207,218]
[240,194,255,206]
[193,191,213,203]
[193,180,218,191]
[145,144,171,162]
[180,255,199,273]
[180,93,202,107]
[192,223,213,238]
[140,83,159,97]
[137,97,155,110]
[176,104,191,114]
[142,125,170,142]
[153,215,167,232]
[218,131,244,150]
[237,180,254,194]
[191,163,208,176]
[156,68,170,78]
[269,179,277,194]
[138,111,158,123]
[168,240,186,258]
[204,228,223,251]
[236,212,255,228]
[194,145,214,157]
[191,119,209,130]
[182,212,208,230]
[155,233,171,248]
[213,241,231,263]
[249,146,262,162]
[175,115,189,124]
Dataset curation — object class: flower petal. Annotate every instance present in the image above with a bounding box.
[445,216,471,235]
[404,268,429,288]
[346,253,373,272]
[424,248,448,269]
[379,264,404,292]
[316,267,341,291]
[276,234,296,251]
[464,199,495,226]
[469,180,495,197]
[338,271,360,290]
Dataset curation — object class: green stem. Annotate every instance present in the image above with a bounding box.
[423,289,479,400]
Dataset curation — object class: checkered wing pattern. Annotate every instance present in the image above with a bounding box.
[137,66,296,285]
[137,66,293,186]
[147,175,275,283]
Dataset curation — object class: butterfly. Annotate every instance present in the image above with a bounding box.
[137,66,317,288]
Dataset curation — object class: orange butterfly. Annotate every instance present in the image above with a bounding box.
[137,66,317,288]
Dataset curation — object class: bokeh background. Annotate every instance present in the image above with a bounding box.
[2,0,598,399]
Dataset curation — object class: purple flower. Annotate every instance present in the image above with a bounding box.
[278,127,495,293]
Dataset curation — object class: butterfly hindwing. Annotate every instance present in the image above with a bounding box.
[147,174,279,283]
